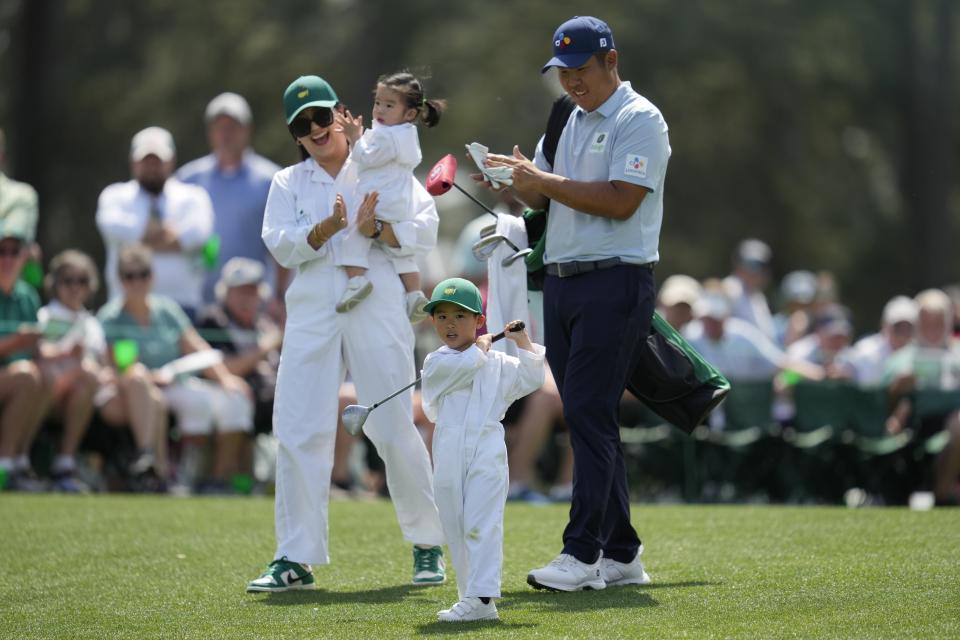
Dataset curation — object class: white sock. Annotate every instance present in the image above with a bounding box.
[14,455,30,471]
[52,455,76,474]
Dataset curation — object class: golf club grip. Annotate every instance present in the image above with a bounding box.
[491,321,525,342]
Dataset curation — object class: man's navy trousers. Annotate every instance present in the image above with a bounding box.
[543,262,655,564]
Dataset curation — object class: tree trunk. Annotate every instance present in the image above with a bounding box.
[902,0,955,290]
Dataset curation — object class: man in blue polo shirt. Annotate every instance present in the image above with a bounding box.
[177,93,284,311]
[487,15,670,591]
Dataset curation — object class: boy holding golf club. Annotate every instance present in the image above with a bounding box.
[420,277,545,622]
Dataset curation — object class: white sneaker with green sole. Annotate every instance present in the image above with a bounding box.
[246,557,315,592]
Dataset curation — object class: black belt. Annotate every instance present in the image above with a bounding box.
[544,258,655,278]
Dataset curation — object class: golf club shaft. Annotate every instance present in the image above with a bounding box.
[452,182,499,218]
[452,183,524,253]
[368,322,525,410]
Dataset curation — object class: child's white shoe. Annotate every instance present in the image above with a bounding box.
[437,597,498,622]
[406,291,429,323]
[336,275,373,312]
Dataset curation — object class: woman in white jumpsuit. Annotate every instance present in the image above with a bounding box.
[246,75,444,593]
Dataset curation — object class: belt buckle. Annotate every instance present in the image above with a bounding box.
[558,262,579,278]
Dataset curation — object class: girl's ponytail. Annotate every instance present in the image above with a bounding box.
[420,98,447,128]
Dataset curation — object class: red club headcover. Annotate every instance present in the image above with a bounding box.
[425,154,457,196]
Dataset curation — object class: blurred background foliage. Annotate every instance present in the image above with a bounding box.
[0,0,956,330]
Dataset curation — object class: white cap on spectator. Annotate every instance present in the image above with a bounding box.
[882,295,919,326]
[781,270,818,305]
[215,257,271,301]
[695,292,732,319]
[658,275,703,308]
[205,92,253,125]
[735,238,772,268]
[130,126,175,162]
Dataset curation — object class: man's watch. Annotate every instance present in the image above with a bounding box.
[370,219,384,239]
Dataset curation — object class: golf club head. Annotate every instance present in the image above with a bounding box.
[472,234,507,262]
[479,223,497,238]
[502,248,533,267]
[425,154,457,196]
[341,404,370,436]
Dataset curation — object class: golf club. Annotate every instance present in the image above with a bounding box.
[341,322,525,436]
[472,233,532,267]
[426,154,533,266]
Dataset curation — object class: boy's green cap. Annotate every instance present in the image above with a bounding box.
[283,75,338,124]
[424,277,483,314]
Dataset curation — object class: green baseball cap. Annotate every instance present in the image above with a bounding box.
[424,277,483,315]
[283,75,339,124]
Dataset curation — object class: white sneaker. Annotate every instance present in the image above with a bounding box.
[336,275,373,312]
[601,546,651,586]
[406,291,429,323]
[527,553,606,592]
[437,597,498,622]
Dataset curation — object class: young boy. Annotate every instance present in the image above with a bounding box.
[421,277,545,622]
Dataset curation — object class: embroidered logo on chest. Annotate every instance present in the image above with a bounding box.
[588,132,608,153]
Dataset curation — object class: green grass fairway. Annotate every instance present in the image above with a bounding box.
[1,496,957,639]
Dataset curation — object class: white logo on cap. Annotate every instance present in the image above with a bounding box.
[600,37,608,47]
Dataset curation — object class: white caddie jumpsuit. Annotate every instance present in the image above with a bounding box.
[338,121,421,274]
[421,343,545,599]
[262,156,444,565]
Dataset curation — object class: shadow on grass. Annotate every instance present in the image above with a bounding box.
[499,580,719,613]
[413,581,720,634]
[417,620,536,634]
[249,579,719,615]
[250,583,428,607]
[640,580,720,591]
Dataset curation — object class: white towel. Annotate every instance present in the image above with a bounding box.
[486,214,529,357]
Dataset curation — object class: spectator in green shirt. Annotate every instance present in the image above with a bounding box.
[98,244,252,492]
[0,222,51,491]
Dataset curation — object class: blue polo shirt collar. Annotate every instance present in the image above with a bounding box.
[576,81,632,120]
[215,151,252,178]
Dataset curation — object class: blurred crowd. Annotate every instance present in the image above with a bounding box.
[1,93,958,506]
[647,239,960,505]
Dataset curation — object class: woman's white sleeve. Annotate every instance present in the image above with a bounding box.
[261,174,328,268]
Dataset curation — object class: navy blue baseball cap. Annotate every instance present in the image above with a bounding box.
[542,16,615,74]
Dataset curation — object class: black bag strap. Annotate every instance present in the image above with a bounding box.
[542,95,576,167]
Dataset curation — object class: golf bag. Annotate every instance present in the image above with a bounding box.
[529,95,730,433]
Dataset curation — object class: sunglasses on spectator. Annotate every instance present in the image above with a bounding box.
[120,269,152,281]
[290,108,334,138]
[0,246,23,258]
[60,276,90,288]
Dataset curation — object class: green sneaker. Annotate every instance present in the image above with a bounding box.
[412,545,446,584]
[246,556,315,592]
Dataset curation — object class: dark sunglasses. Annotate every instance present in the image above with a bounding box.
[60,276,90,288]
[290,108,334,138]
[0,247,23,258]
[120,269,152,282]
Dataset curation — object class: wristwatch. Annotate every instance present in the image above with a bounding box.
[370,219,384,239]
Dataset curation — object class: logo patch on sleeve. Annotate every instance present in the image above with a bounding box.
[624,154,648,178]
